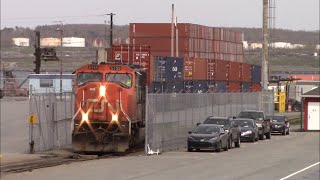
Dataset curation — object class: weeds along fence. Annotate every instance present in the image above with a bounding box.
[145,91,274,153]
[28,90,74,152]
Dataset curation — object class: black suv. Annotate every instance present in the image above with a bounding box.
[203,117,241,148]
[237,110,272,140]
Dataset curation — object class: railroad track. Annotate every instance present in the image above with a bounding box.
[0,147,145,173]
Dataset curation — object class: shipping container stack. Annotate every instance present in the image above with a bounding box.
[107,23,262,93]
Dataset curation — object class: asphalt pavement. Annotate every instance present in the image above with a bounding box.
[2,131,319,180]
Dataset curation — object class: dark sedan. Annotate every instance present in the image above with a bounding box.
[187,124,229,152]
[268,115,290,135]
[233,118,259,142]
[203,117,241,148]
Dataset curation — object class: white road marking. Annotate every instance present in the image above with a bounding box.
[280,162,320,180]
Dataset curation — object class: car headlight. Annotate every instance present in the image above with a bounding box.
[224,130,229,133]
[256,123,262,128]
[210,137,218,141]
[241,130,253,136]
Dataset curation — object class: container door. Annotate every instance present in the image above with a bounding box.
[307,102,320,130]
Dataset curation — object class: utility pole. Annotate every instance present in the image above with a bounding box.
[56,22,64,96]
[175,17,179,57]
[33,31,41,74]
[104,20,107,46]
[262,0,269,91]
[171,4,175,57]
[106,13,115,47]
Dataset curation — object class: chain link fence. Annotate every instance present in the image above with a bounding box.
[29,90,74,152]
[145,91,274,153]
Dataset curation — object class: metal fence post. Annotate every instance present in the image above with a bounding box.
[29,85,34,154]
[144,87,149,154]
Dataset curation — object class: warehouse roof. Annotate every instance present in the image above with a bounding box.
[302,87,320,98]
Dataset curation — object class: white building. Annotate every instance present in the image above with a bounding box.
[250,43,263,49]
[12,38,29,47]
[41,38,61,47]
[243,41,249,49]
[62,37,85,47]
[29,74,74,94]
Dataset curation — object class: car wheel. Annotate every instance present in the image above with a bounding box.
[235,136,241,148]
[259,133,264,140]
[266,131,271,139]
[294,105,301,112]
[187,148,193,152]
[282,128,286,135]
[216,142,222,152]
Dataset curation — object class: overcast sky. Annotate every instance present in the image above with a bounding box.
[1,0,319,31]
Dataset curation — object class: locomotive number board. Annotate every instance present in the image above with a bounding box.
[88,65,99,70]
[110,66,121,71]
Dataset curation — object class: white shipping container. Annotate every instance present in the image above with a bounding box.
[12,38,29,47]
[62,37,85,47]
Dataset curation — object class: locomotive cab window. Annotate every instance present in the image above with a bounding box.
[106,73,132,88]
[77,72,102,86]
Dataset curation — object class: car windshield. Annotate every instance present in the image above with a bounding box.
[193,126,220,134]
[270,116,285,123]
[106,73,132,88]
[77,72,102,85]
[238,112,264,120]
[204,119,230,128]
[234,120,253,128]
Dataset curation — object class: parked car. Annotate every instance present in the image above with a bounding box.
[267,115,290,135]
[237,110,272,140]
[233,118,259,142]
[203,117,241,148]
[187,124,229,152]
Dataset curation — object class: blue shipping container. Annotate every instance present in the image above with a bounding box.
[241,82,251,92]
[183,81,207,93]
[150,81,184,93]
[215,81,227,93]
[154,56,183,82]
[251,65,262,83]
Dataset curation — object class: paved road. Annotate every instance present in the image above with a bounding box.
[2,132,319,180]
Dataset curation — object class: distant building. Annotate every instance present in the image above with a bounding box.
[12,38,29,47]
[250,43,263,49]
[41,38,61,47]
[62,37,85,47]
[316,45,320,50]
[270,42,305,49]
[243,41,249,49]
[29,74,74,94]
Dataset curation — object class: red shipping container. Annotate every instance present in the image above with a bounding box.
[184,58,193,80]
[229,61,241,81]
[236,43,243,54]
[207,59,216,80]
[215,59,229,81]
[130,23,191,38]
[236,55,244,63]
[193,58,207,80]
[228,82,241,92]
[131,37,190,52]
[108,44,152,85]
[151,51,190,57]
[290,75,320,81]
[241,63,251,82]
[251,83,262,92]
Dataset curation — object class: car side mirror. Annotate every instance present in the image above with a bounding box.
[196,123,201,126]
[188,131,192,134]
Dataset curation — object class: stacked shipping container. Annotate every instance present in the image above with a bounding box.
[130,23,244,62]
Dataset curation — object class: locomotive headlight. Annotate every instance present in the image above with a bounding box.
[82,112,89,123]
[99,85,106,97]
[112,114,119,122]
